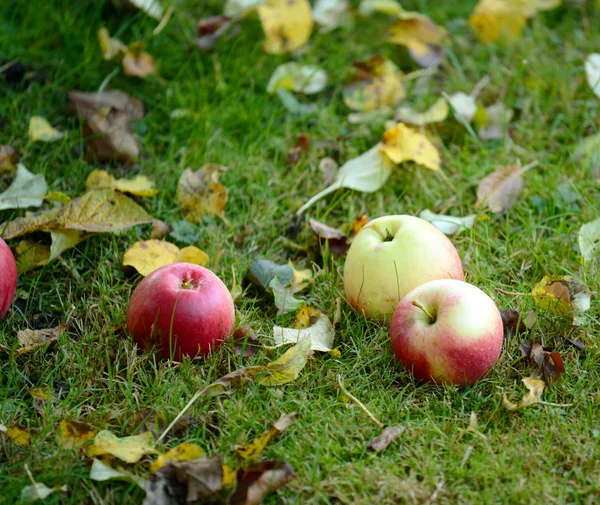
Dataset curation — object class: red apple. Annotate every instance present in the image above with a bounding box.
[126,263,235,360]
[390,279,503,386]
[0,237,17,320]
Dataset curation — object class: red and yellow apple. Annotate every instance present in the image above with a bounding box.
[126,263,235,360]
[390,279,503,386]
[0,238,17,320]
[343,215,464,320]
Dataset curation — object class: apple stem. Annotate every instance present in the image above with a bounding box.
[182,280,193,289]
[412,300,436,323]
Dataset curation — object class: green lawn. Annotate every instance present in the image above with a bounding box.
[1,1,600,504]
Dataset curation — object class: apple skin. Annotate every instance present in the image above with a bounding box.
[344,215,464,321]
[126,263,235,361]
[390,279,503,386]
[0,238,17,320]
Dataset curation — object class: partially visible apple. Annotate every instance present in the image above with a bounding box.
[390,279,503,386]
[344,215,464,320]
[0,238,17,320]
[126,263,235,360]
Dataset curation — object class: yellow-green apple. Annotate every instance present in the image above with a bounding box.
[390,279,503,386]
[0,238,17,320]
[127,263,235,360]
[343,215,464,320]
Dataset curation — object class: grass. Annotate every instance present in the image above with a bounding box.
[1,0,600,503]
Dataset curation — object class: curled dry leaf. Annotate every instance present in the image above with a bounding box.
[395,97,449,126]
[123,50,157,78]
[16,325,66,355]
[235,412,297,459]
[0,145,19,174]
[500,377,546,411]
[0,164,47,211]
[229,460,295,505]
[123,240,208,277]
[309,219,348,254]
[233,326,261,358]
[526,343,565,383]
[343,56,405,112]
[387,11,447,67]
[97,27,127,60]
[20,472,68,505]
[68,89,144,163]
[176,164,228,222]
[532,275,590,326]
[261,336,312,386]
[367,424,405,452]
[150,442,206,472]
[86,430,157,463]
[379,123,440,170]
[28,116,63,142]
[58,419,97,449]
[500,308,527,339]
[476,164,529,213]
[257,0,313,54]
[273,310,335,352]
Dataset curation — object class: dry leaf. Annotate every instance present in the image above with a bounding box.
[235,412,297,459]
[531,275,591,325]
[309,219,348,254]
[90,458,148,488]
[15,240,51,273]
[476,164,526,213]
[123,240,208,276]
[287,133,311,166]
[86,169,158,197]
[273,312,335,352]
[387,11,447,67]
[257,0,313,54]
[0,145,19,174]
[150,442,206,472]
[261,336,312,386]
[313,0,349,32]
[343,56,405,112]
[367,424,405,452]
[233,326,261,358]
[500,308,528,339]
[150,220,170,240]
[358,0,404,17]
[86,430,157,463]
[351,215,370,234]
[267,63,328,94]
[7,425,31,446]
[20,467,68,505]
[477,102,513,140]
[196,15,235,51]
[578,217,600,264]
[418,210,476,235]
[97,27,127,60]
[379,123,440,170]
[528,343,565,383]
[177,164,228,222]
[394,97,449,126]
[500,377,545,411]
[0,164,47,211]
[586,53,600,99]
[28,116,63,142]
[123,50,157,77]
[229,460,295,505]
[288,260,312,294]
[446,92,477,123]
[58,419,97,449]
[15,325,65,354]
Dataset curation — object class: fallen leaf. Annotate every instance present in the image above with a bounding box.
[267,63,328,94]
[68,89,144,163]
[86,169,158,197]
[394,97,449,126]
[150,442,206,472]
[343,56,405,112]
[58,419,97,449]
[150,220,171,240]
[297,145,395,215]
[367,424,405,452]
[476,164,527,213]
[235,412,297,459]
[44,191,71,205]
[379,123,440,170]
[0,145,19,174]
[257,0,313,54]
[15,325,65,354]
[275,89,317,116]
[532,275,591,325]
[388,11,447,67]
[269,277,305,315]
[309,219,348,254]
[418,210,476,235]
[233,326,261,358]
[563,338,585,351]
[261,336,312,385]
[97,27,127,60]
[585,53,600,99]
[446,92,477,123]
[500,308,528,339]
[28,116,63,142]
[273,312,335,352]
[86,430,157,463]
[14,240,50,273]
[21,479,68,504]
[247,260,294,291]
[528,344,565,383]
[123,50,158,78]
[312,0,349,32]
[229,460,294,505]
[287,133,311,166]
[29,388,52,417]
[500,377,545,411]
[90,458,148,488]
[358,0,404,16]
[0,164,47,211]
[293,305,322,329]
[578,217,600,264]
[477,102,513,140]
[288,261,312,294]
[123,240,208,277]
[7,426,30,446]
[224,0,265,17]
[351,215,370,234]
[177,164,228,222]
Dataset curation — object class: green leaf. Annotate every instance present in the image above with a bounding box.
[269,277,305,315]
[247,260,294,290]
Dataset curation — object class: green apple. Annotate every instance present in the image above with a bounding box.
[343,215,464,320]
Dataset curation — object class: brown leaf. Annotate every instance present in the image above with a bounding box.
[500,308,528,339]
[518,340,533,358]
[519,341,565,383]
[367,424,406,452]
[229,460,295,505]
[123,51,157,77]
[150,220,171,240]
[196,16,234,50]
[562,338,585,351]
[15,325,66,354]
[0,145,19,174]
[476,164,526,213]
[309,219,348,254]
[287,133,311,166]
[58,419,97,449]
[68,90,144,163]
[176,164,228,222]
[233,326,261,358]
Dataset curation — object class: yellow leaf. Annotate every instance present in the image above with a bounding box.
[274,312,335,352]
[0,145,19,174]
[58,419,97,449]
[86,430,157,463]
[97,27,127,60]
[15,240,51,273]
[49,229,89,262]
[123,240,208,277]
[176,165,228,222]
[293,306,322,329]
[387,12,447,67]
[500,377,545,411]
[86,169,116,190]
[123,51,157,78]
[29,388,52,401]
[469,11,526,44]
[358,0,404,16]
[257,0,313,54]
[343,56,405,112]
[532,275,591,324]
[395,97,449,126]
[288,261,312,294]
[379,123,440,170]
[44,192,71,205]
[150,442,205,472]
[7,425,30,446]
[221,464,236,488]
[235,412,297,459]
[261,336,312,386]
[86,169,157,197]
[28,116,63,142]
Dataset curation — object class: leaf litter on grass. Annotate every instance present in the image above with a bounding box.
[235,412,297,459]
